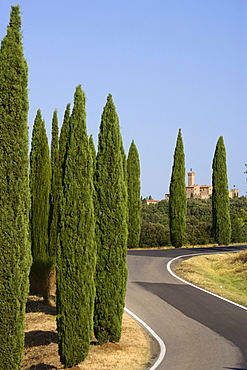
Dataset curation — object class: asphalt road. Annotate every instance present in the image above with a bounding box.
[125,245,247,370]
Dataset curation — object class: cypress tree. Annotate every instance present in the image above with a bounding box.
[94,94,128,344]
[56,86,96,367]
[49,110,59,259]
[29,110,52,302]
[169,129,186,248]
[59,103,71,177]
[30,109,51,262]
[127,140,141,249]
[0,6,32,368]
[89,134,97,211]
[89,134,96,171]
[212,136,231,245]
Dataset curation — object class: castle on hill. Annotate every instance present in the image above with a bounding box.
[165,171,238,201]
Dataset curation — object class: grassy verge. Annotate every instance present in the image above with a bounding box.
[175,250,247,307]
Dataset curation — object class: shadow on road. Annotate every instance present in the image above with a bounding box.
[135,280,247,368]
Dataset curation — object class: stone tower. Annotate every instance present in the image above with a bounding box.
[188,171,195,186]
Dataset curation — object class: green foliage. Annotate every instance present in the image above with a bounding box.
[140,196,247,248]
[238,209,247,227]
[59,103,71,178]
[140,220,170,248]
[185,198,213,245]
[229,197,247,242]
[0,6,32,368]
[127,140,141,249]
[169,129,186,248]
[212,136,231,245]
[30,109,51,261]
[230,214,243,243]
[48,110,59,259]
[89,134,97,212]
[57,86,96,367]
[89,134,96,171]
[141,197,247,247]
[142,200,170,225]
[233,208,247,242]
[94,94,128,344]
[141,199,212,247]
[245,164,247,193]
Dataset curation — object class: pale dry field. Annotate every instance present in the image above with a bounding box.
[176,250,247,307]
[21,295,151,370]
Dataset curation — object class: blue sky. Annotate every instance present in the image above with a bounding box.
[1,1,246,199]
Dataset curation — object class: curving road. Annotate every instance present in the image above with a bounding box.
[125,245,247,370]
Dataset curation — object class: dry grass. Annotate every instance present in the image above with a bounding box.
[176,250,247,307]
[21,295,151,370]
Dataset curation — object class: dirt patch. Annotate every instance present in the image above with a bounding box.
[22,296,151,370]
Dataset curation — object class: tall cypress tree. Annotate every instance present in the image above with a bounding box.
[169,129,186,248]
[57,86,96,367]
[30,109,51,262]
[49,109,59,259]
[59,103,71,177]
[89,134,97,211]
[89,134,96,171]
[94,94,128,344]
[212,136,231,245]
[127,140,141,249]
[0,6,32,368]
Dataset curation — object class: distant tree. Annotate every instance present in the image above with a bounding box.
[0,6,32,368]
[30,109,51,262]
[237,209,247,230]
[230,214,243,243]
[140,221,170,248]
[185,198,213,246]
[185,220,212,246]
[56,86,96,367]
[169,129,186,248]
[245,164,247,193]
[141,197,247,247]
[212,136,231,245]
[49,110,59,259]
[234,208,247,241]
[127,140,141,249]
[94,94,128,344]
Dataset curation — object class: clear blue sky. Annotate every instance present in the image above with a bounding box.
[1,1,246,199]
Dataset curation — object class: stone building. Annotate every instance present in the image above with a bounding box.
[165,171,239,200]
[186,171,213,199]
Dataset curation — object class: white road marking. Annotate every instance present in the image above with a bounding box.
[124,307,166,370]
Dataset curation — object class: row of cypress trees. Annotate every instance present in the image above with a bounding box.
[0,6,142,369]
[53,88,141,366]
[29,90,142,367]
[169,129,231,248]
[0,6,231,368]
